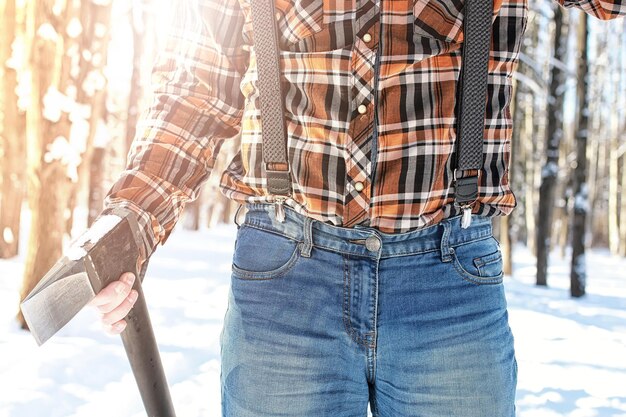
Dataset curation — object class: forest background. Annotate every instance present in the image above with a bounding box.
[0,0,625,415]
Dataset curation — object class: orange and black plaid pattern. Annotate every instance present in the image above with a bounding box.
[100,0,625,257]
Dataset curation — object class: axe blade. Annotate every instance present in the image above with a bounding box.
[20,215,142,345]
[21,266,94,346]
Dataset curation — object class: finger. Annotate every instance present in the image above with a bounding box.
[89,273,135,310]
[100,289,139,327]
[103,319,127,335]
[88,272,134,307]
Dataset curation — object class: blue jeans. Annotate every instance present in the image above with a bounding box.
[220,203,517,416]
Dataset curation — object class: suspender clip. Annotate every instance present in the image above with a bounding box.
[273,196,287,223]
[454,169,480,229]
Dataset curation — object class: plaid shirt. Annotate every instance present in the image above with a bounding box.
[100,0,625,259]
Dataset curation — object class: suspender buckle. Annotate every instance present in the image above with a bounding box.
[454,169,480,229]
[265,163,291,223]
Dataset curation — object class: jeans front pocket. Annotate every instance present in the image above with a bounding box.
[231,224,302,280]
[449,235,504,285]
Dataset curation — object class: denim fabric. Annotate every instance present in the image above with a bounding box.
[220,203,517,417]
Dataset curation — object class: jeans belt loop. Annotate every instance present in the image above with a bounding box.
[440,220,453,263]
[300,216,314,258]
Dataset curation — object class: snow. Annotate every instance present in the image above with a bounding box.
[42,87,66,123]
[6,38,24,71]
[541,161,559,179]
[36,23,58,42]
[42,136,82,182]
[1,218,626,416]
[40,87,92,181]
[52,0,63,16]
[68,44,81,79]
[81,70,107,97]
[574,184,590,213]
[91,53,104,67]
[555,82,568,97]
[65,245,88,261]
[65,85,78,101]
[68,117,89,156]
[93,120,110,148]
[2,227,14,245]
[14,71,31,112]
[572,253,587,286]
[94,23,108,39]
[82,50,93,62]
[66,18,83,39]
[65,214,123,260]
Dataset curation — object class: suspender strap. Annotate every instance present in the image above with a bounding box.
[250,0,493,225]
[454,0,494,210]
[250,0,291,198]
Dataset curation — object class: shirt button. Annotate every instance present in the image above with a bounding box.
[357,104,367,114]
[363,33,372,43]
[275,11,281,21]
[354,181,364,192]
[365,236,381,252]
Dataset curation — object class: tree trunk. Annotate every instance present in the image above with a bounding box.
[501,76,523,276]
[184,196,202,230]
[125,0,148,153]
[570,13,590,299]
[65,1,113,233]
[206,136,241,227]
[499,215,513,275]
[607,111,620,254]
[0,0,26,259]
[18,0,75,327]
[619,141,626,256]
[607,24,623,255]
[536,6,567,286]
[88,146,106,225]
[586,27,608,249]
[619,27,626,257]
[524,92,536,254]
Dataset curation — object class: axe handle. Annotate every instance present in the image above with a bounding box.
[121,277,177,417]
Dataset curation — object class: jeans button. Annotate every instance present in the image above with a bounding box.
[365,236,381,252]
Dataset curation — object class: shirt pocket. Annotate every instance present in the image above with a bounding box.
[276,0,356,51]
[412,0,504,44]
[277,0,324,45]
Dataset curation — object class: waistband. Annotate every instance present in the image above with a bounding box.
[239,203,494,259]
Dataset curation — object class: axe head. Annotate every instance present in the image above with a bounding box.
[20,213,144,346]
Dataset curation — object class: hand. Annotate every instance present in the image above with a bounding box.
[88,272,138,335]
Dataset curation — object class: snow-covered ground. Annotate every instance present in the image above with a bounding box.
[1,221,625,417]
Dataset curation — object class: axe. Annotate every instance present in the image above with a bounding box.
[20,211,176,417]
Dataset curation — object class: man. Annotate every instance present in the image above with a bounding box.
[89,0,625,415]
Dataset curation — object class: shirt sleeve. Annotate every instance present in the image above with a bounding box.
[556,0,626,19]
[97,0,249,259]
